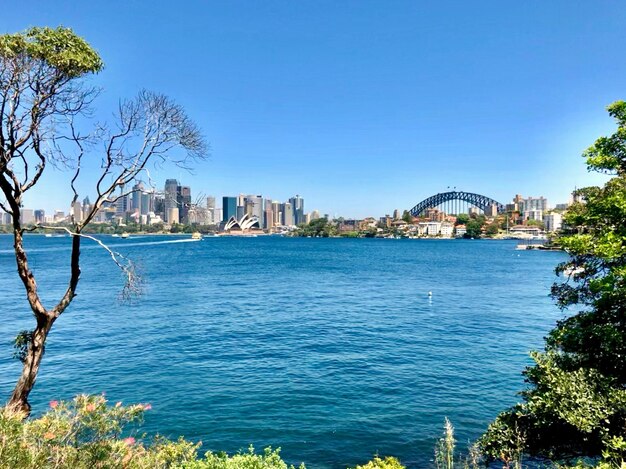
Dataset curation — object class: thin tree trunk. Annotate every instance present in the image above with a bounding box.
[7,318,54,414]
[5,230,80,416]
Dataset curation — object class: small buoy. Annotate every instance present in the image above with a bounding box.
[428,291,433,297]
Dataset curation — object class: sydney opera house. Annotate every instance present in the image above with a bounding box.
[221,213,264,235]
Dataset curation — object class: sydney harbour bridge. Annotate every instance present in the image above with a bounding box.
[408,190,505,217]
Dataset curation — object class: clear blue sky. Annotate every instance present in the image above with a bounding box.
[2,1,625,218]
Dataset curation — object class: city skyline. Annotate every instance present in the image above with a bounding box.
[2,1,623,217]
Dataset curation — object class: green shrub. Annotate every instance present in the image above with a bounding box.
[354,455,405,469]
[0,395,300,469]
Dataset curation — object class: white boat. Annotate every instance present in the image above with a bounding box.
[120,233,129,239]
[191,232,202,240]
[44,234,53,238]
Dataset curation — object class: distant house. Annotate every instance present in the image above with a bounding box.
[455,224,467,237]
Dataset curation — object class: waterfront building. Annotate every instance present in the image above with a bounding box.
[311,210,320,221]
[544,212,563,232]
[510,225,542,237]
[222,196,237,222]
[455,224,467,237]
[393,209,400,220]
[440,222,454,238]
[2,212,12,224]
[426,221,441,236]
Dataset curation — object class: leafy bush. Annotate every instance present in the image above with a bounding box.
[0,395,300,469]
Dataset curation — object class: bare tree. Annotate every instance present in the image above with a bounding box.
[0,27,207,414]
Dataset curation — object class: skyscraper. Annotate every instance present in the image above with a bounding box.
[244,195,263,224]
[164,179,179,223]
[179,186,192,223]
[222,196,237,222]
[282,202,293,226]
[132,182,144,214]
[271,201,281,226]
[289,195,304,225]
[206,196,216,224]
[34,209,45,224]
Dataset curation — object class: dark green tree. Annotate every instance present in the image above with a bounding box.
[480,102,626,467]
[455,213,470,225]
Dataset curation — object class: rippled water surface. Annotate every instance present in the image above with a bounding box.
[0,235,566,468]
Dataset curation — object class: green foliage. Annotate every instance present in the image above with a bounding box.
[354,456,405,469]
[13,330,33,363]
[463,219,484,238]
[0,396,302,469]
[455,214,470,225]
[485,221,500,236]
[187,446,303,469]
[0,26,103,77]
[292,218,337,237]
[401,211,413,224]
[480,101,626,467]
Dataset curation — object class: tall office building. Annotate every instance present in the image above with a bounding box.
[34,209,45,224]
[179,186,192,223]
[263,198,273,230]
[244,195,263,224]
[72,201,82,222]
[132,182,144,214]
[271,201,282,226]
[222,196,237,222]
[290,195,304,225]
[206,196,216,224]
[82,196,92,220]
[141,191,154,215]
[164,179,179,223]
[282,202,294,226]
[20,209,35,224]
[113,186,128,217]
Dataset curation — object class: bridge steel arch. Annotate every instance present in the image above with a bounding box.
[408,191,505,217]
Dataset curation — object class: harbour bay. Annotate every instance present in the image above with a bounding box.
[0,235,566,468]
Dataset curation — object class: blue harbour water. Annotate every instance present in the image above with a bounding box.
[0,235,566,468]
